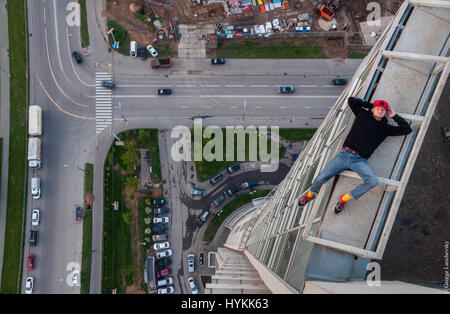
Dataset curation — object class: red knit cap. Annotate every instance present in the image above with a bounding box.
[373,100,389,110]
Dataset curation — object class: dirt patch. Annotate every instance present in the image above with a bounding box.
[85,192,94,209]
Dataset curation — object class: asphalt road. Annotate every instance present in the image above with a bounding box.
[20,0,361,294]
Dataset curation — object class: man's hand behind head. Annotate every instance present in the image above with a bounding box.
[386,108,396,118]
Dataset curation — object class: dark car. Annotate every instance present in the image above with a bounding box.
[278,86,295,93]
[101,81,116,89]
[331,78,348,86]
[154,207,170,215]
[152,225,168,234]
[156,258,172,269]
[225,185,240,197]
[29,230,38,247]
[75,207,83,221]
[157,89,172,95]
[197,210,210,225]
[226,164,240,174]
[153,199,166,206]
[72,51,82,64]
[209,173,224,185]
[27,254,35,271]
[210,58,225,65]
[291,153,299,166]
[138,46,147,60]
[212,194,225,208]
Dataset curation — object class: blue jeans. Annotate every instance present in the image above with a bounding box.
[310,150,378,200]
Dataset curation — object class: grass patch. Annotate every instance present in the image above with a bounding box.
[347,50,369,59]
[216,40,328,59]
[203,190,271,243]
[107,20,130,56]
[153,43,174,58]
[0,0,28,294]
[194,128,286,182]
[279,128,317,142]
[137,129,162,184]
[79,0,89,48]
[80,163,93,294]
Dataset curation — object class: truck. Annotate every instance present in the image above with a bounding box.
[29,106,42,136]
[31,177,41,199]
[28,137,41,169]
[241,180,258,189]
[151,57,172,69]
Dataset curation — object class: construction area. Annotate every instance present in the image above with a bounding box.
[105,0,405,58]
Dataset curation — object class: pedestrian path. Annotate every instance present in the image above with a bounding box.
[95,72,112,134]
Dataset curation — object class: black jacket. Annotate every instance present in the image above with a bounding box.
[343,97,412,159]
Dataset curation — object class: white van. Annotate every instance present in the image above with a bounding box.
[31,177,41,199]
[130,41,137,58]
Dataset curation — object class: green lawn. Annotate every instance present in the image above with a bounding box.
[216,40,328,59]
[203,190,271,243]
[279,128,317,142]
[81,163,93,294]
[79,0,89,48]
[107,20,130,56]
[153,43,175,58]
[347,50,369,59]
[0,0,28,294]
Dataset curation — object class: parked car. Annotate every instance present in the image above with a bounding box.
[157,88,172,95]
[26,254,35,271]
[153,216,169,224]
[199,252,204,265]
[146,45,158,57]
[130,41,137,57]
[156,267,171,279]
[156,249,173,259]
[188,277,198,294]
[212,194,225,208]
[25,277,34,294]
[226,164,241,174]
[241,180,258,189]
[190,188,206,197]
[153,199,166,206]
[197,210,210,225]
[209,173,224,185]
[154,242,170,251]
[101,81,116,89]
[331,78,348,86]
[29,230,38,247]
[72,51,82,64]
[72,270,80,285]
[225,185,240,197]
[278,86,295,93]
[31,209,40,226]
[155,258,172,269]
[152,234,168,242]
[152,225,168,233]
[75,206,83,221]
[187,254,195,273]
[157,286,174,294]
[138,46,147,60]
[210,58,225,65]
[154,207,170,215]
[157,277,173,288]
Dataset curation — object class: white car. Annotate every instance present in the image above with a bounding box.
[157,277,174,288]
[31,209,40,226]
[188,277,198,294]
[72,270,80,286]
[153,216,169,224]
[153,241,170,251]
[188,254,195,273]
[146,45,158,57]
[157,286,174,294]
[156,249,172,259]
[25,277,34,294]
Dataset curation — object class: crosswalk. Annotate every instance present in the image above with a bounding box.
[95,72,113,134]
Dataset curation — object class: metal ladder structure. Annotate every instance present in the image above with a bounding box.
[213,0,449,292]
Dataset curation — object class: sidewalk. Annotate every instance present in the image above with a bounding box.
[0,0,10,286]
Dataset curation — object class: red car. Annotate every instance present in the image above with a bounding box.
[156,268,170,279]
[27,254,35,271]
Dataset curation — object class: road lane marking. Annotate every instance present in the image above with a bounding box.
[96,72,113,134]
[113,95,338,99]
